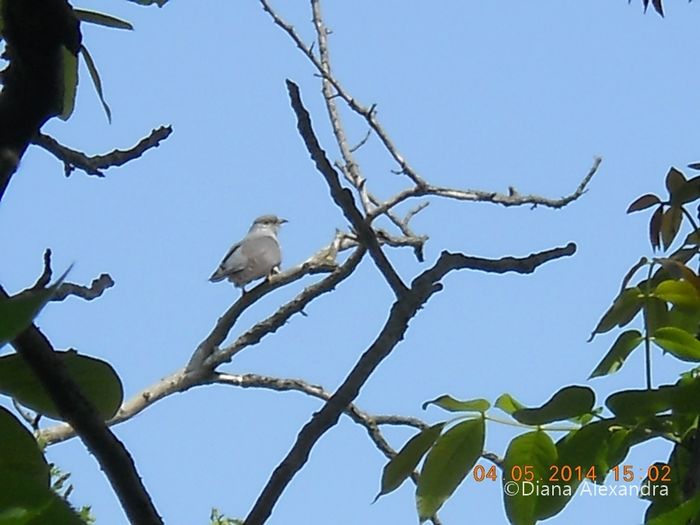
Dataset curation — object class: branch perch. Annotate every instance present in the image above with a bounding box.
[187,237,363,371]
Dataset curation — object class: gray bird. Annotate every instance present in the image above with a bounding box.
[209,215,287,290]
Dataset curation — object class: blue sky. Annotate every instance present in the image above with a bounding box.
[2,1,700,523]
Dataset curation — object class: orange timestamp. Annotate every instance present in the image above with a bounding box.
[472,464,672,483]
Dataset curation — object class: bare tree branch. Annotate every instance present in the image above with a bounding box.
[214,372,444,525]
[29,249,115,302]
[33,126,172,177]
[42,246,367,444]
[311,0,365,204]
[260,0,425,186]
[213,372,423,453]
[369,156,602,220]
[286,79,408,298]
[53,274,115,302]
[3,285,163,525]
[242,242,576,525]
[311,0,427,259]
[259,0,600,215]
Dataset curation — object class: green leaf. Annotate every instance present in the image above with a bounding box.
[534,423,609,520]
[660,206,682,251]
[647,492,700,525]
[645,298,669,334]
[666,167,687,195]
[650,205,664,251]
[669,246,697,264]
[627,193,661,213]
[656,259,700,296]
[0,272,68,345]
[685,229,700,246]
[512,386,595,425]
[671,175,700,205]
[0,407,49,489]
[495,393,526,415]
[606,378,700,420]
[619,257,649,292]
[654,279,700,309]
[422,395,490,413]
[533,421,635,520]
[36,494,88,525]
[589,330,643,378]
[79,45,112,123]
[0,408,52,522]
[58,46,78,121]
[643,444,688,520]
[605,425,634,467]
[589,287,643,339]
[375,423,444,501]
[653,326,700,362]
[0,482,51,525]
[503,431,557,525]
[666,305,700,334]
[557,421,620,483]
[606,389,671,420]
[74,9,134,30]
[0,351,124,420]
[416,418,485,521]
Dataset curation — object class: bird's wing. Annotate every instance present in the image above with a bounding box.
[209,241,245,282]
[239,234,281,268]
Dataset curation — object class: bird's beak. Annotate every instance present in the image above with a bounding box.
[279,218,289,224]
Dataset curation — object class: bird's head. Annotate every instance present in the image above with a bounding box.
[250,214,288,234]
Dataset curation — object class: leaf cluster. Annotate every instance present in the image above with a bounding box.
[0,281,123,524]
[380,163,700,524]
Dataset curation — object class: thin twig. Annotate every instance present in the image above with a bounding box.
[53,274,115,302]
[31,249,54,290]
[310,0,368,208]
[29,249,114,302]
[349,129,372,153]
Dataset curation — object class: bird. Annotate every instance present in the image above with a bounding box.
[209,215,287,291]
